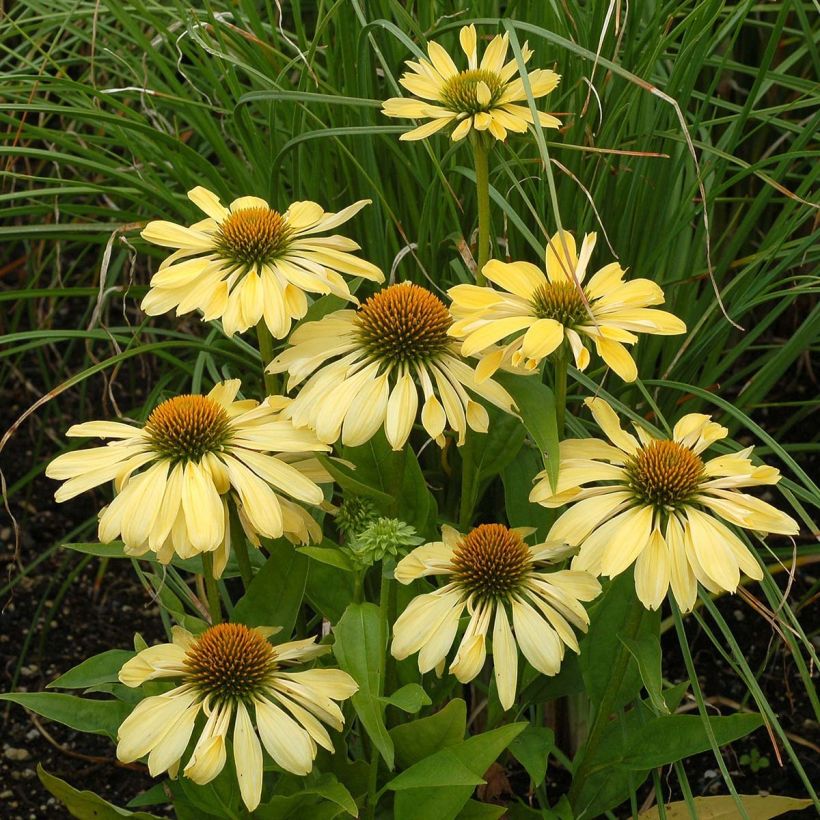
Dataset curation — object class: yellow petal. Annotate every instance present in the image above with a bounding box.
[187,187,228,221]
[492,605,518,711]
[385,372,418,450]
[233,701,263,812]
[584,397,640,455]
[483,259,544,299]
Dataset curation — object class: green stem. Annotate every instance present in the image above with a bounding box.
[255,320,279,396]
[472,134,491,286]
[366,571,391,819]
[568,591,644,809]
[202,552,222,625]
[554,343,568,438]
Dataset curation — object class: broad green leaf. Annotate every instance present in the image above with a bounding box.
[575,710,765,818]
[339,431,436,532]
[390,698,467,769]
[495,373,559,489]
[298,545,355,572]
[317,454,393,507]
[638,795,814,819]
[456,800,508,818]
[232,538,308,636]
[502,446,554,537]
[38,766,164,819]
[579,573,659,711]
[48,649,133,690]
[389,723,527,820]
[508,726,555,787]
[380,683,432,714]
[332,603,394,769]
[619,714,765,770]
[0,692,128,739]
[461,407,526,524]
[620,632,668,714]
[305,559,355,623]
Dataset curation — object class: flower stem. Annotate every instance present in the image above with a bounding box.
[472,134,492,286]
[202,552,222,625]
[568,590,643,809]
[366,571,391,819]
[255,320,279,396]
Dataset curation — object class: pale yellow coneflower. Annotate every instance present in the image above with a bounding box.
[448,230,686,383]
[141,187,383,338]
[46,380,330,575]
[267,282,517,450]
[116,623,357,811]
[531,398,799,611]
[391,523,601,710]
[382,24,561,143]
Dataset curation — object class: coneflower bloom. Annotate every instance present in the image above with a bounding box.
[267,282,517,450]
[141,187,383,338]
[46,380,330,575]
[391,524,600,710]
[117,623,357,812]
[382,24,561,142]
[448,231,686,383]
[531,398,799,611]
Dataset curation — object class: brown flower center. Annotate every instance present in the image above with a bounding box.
[184,623,277,703]
[451,524,531,600]
[214,206,292,270]
[145,395,232,463]
[441,69,504,114]
[355,283,452,365]
[626,439,705,508]
[530,281,589,327]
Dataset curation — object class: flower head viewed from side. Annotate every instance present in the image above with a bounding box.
[141,187,383,338]
[531,398,799,611]
[382,24,561,142]
[449,231,686,383]
[267,282,517,450]
[391,523,601,710]
[116,623,357,812]
[46,380,331,575]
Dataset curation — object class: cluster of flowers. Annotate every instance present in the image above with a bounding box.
[45,25,797,812]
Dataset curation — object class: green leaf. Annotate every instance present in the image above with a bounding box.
[47,649,133,690]
[380,683,432,714]
[638,795,814,819]
[316,455,393,507]
[390,698,467,769]
[297,544,354,572]
[575,709,765,818]
[305,559,355,623]
[232,538,308,635]
[339,431,436,532]
[502,446,554,537]
[0,692,128,739]
[508,726,555,787]
[38,766,164,819]
[620,633,668,714]
[332,603,394,769]
[494,373,559,489]
[388,723,527,820]
[456,802,508,819]
[461,407,526,523]
[579,573,659,711]
[618,714,765,770]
